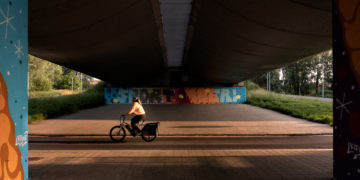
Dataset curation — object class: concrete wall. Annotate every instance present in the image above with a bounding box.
[0,0,28,179]
[105,87,246,104]
[334,0,360,179]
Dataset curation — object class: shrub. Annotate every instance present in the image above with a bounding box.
[245,81,260,91]
[28,82,105,124]
[30,76,52,91]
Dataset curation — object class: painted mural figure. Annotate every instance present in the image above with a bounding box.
[0,73,24,180]
[124,97,146,135]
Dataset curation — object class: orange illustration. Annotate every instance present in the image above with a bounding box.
[184,88,220,104]
[337,0,360,86]
[162,88,190,104]
[0,73,24,180]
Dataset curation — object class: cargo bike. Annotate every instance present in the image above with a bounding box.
[109,115,159,142]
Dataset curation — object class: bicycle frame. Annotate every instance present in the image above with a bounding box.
[120,116,132,133]
[119,115,135,134]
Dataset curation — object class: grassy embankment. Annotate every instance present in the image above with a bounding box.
[28,83,105,124]
[245,82,333,125]
[29,89,78,99]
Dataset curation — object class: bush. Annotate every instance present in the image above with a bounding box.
[245,81,260,91]
[28,82,105,124]
[57,75,81,90]
[30,76,52,91]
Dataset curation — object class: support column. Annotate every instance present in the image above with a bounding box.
[0,0,28,179]
[333,0,360,179]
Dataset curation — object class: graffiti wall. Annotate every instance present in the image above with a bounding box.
[334,0,360,179]
[0,0,28,179]
[105,87,246,104]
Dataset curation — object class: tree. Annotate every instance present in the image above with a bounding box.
[57,71,81,90]
[252,69,282,93]
[321,51,333,88]
[282,58,312,95]
[250,50,333,97]
[29,55,62,91]
[308,51,333,95]
[29,55,96,92]
[309,55,322,94]
[281,50,333,96]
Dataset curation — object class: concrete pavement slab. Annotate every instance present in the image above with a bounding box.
[29,136,332,180]
[29,104,333,136]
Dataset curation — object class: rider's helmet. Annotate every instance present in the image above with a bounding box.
[132,97,140,103]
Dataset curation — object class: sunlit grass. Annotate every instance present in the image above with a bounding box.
[29,89,78,99]
[246,89,333,125]
[28,83,105,124]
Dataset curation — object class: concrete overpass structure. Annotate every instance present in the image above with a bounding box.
[1,0,360,179]
[29,0,332,86]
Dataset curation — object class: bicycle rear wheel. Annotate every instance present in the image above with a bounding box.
[110,126,126,142]
[141,131,157,142]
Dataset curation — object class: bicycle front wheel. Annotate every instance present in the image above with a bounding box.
[110,126,126,142]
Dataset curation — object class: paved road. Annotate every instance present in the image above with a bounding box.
[29,104,332,136]
[29,135,332,180]
[29,104,333,179]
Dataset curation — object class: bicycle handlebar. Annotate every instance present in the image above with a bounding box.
[120,115,126,122]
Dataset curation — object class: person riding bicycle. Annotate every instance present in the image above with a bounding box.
[124,97,146,135]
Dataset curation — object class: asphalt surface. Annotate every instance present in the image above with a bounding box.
[29,104,333,136]
[29,135,333,180]
[29,135,332,150]
[28,104,333,179]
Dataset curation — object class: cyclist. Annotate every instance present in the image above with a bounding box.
[124,97,146,135]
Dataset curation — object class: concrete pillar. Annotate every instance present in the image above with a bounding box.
[0,0,28,179]
[333,0,360,179]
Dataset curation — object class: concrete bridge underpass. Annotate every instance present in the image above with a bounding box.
[28,0,332,86]
[1,0,359,179]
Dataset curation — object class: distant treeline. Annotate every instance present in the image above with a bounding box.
[250,50,333,98]
[29,55,95,92]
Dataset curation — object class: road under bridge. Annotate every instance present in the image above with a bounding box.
[0,0,359,179]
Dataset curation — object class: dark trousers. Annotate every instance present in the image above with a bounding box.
[131,114,146,133]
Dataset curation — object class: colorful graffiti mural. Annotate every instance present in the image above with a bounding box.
[334,0,360,179]
[105,87,246,104]
[0,74,24,180]
[0,0,28,179]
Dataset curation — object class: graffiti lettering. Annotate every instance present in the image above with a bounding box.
[16,131,28,147]
[347,142,360,160]
[163,89,175,102]
[133,88,163,104]
[105,87,246,104]
[162,88,189,104]
[214,87,246,104]
[185,88,220,104]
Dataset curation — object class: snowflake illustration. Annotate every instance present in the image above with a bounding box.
[335,92,352,120]
[0,4,15,40]
[14,40,24,58]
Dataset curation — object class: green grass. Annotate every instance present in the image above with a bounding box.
[29,89,78,99]
[28,83,105,124]
[246,89,333,125]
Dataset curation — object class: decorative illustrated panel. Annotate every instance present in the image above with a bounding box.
[334,0,360,179]
[0,0,28,179]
